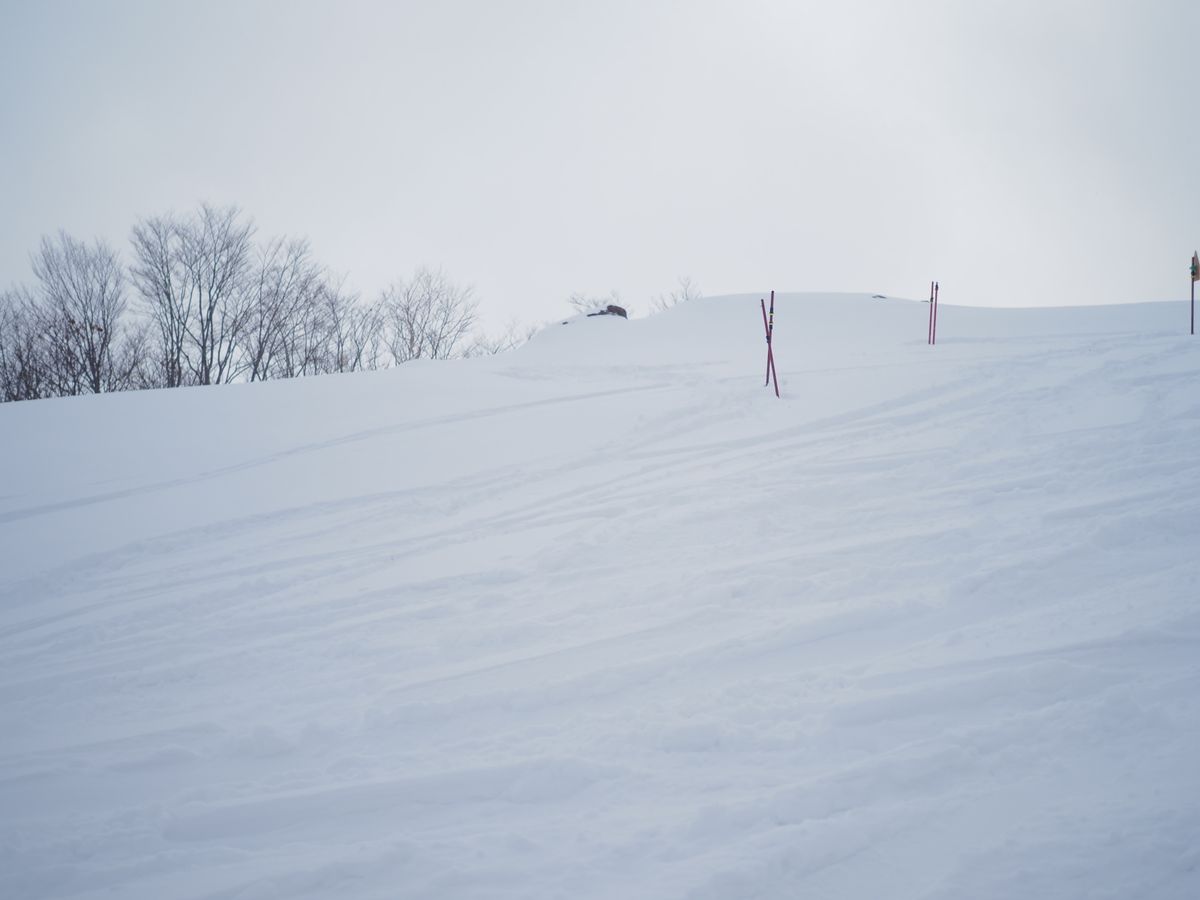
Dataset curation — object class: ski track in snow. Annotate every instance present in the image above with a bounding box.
[1,294,1199,899]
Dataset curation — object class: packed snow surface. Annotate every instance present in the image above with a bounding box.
[2,293,1199,899]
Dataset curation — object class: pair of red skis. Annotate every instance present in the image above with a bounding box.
[760,290,779,397]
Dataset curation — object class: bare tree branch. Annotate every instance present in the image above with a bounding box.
[130,214,193,387]
[131,205,256,386]
[0,287,53,401]
[649,276,702,314]
[381,267,478,364]
[464,319,540,356]
[30,231,131,394]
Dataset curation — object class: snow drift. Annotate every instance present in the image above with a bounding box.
[2,293,1199,899]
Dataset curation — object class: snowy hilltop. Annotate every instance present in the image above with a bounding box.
[1,293,1199,899]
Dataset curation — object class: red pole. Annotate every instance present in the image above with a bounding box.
[759,294,778,397]
[932,281,940,345]
[927,281,934,344]
[768,291,778,397]
[760,298,772,385]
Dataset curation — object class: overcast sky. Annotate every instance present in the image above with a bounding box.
[2,0,1198,329]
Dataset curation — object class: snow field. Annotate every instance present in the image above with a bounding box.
[1,294,1199,898]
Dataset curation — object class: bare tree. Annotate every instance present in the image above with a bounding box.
[0,287,52,402]
[649,276,702,314]
[133,207,397,385]
[30,231,137,394]
[266,271,385,379]
[130,213,193,387]
[7,207,500,401]
[130,205,255,386]
[117,319,155,391]
[277,284,336,379]
[381,267,478,363]
[465,318,540,356]
[321,279,384,373]
[179,205,255,384]
[244,237,325,381]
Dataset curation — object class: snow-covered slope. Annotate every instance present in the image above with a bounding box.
[2,293,1199,899]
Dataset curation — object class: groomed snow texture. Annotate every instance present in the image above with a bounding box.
[2,294,1199,898]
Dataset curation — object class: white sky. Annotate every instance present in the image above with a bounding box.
[2,0,1198,330]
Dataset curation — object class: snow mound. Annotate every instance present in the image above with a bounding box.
[2,293,1199,899]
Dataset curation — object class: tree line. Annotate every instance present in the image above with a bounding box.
[0,204,501,403]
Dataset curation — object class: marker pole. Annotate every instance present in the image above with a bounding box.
[927,281,935,344]
[760,298,772,385]
[931,281,940,345]
[760,293,779,397]
[768,291,778,397]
